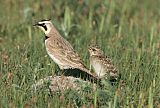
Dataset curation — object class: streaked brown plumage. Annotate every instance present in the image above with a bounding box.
[88,45,118,80]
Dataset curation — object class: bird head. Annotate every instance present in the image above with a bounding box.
[88,45,103,56]
[33,19,53,35]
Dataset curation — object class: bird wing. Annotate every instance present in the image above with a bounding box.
[99,56,118,74]
[46,34,86,68]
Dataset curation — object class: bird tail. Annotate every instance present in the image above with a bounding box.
[78,67,97,80]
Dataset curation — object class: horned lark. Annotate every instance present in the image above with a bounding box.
[88,45,118,80]
[33,19,96,78]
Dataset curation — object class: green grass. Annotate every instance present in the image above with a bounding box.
[1,0,160,107]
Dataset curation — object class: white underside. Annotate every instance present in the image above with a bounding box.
[92,61,106,78]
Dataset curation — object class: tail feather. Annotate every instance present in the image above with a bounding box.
[78,67,97,78]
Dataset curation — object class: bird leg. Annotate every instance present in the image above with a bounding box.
[89,64,92,72]
[61,69,65,76]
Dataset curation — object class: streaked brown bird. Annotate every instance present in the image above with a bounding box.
[88,45,119,80]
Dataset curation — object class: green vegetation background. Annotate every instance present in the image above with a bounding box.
[0,0,160,107]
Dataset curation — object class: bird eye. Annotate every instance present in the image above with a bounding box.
[92,49,96,51]
[42,23,45,25]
